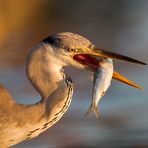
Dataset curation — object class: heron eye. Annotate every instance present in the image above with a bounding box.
[69,48,79,53]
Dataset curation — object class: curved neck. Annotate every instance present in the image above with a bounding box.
[0,44,74,147]
[25,45,74,127]
[26,44,63,100]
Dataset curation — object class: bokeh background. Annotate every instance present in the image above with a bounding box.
[0,0,148,147]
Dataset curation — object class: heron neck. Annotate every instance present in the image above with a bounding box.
[26,46,64,100]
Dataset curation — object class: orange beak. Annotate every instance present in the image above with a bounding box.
[113,71,143,90]
[73,48,146,90]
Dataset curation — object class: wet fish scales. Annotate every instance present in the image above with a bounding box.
[85,58,113,118]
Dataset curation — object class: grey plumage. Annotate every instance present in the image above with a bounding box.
[0,32,145,147]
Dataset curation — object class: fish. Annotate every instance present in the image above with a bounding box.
[85,58,113,118]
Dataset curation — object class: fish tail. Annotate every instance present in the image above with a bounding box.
[85,104,101,119]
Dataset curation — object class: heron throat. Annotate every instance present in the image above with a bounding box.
[26,44,65,100]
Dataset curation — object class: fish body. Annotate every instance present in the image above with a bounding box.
[86,58,113,118]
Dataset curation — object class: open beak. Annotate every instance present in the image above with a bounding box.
[73,48,146,90]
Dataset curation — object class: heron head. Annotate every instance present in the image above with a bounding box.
[42,32,146,70]
[41,32,146,89]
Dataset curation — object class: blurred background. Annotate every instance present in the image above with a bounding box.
[0,0,148,147]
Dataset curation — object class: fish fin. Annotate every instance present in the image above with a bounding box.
[85,104,101,119]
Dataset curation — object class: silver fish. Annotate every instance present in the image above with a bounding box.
[85,58,113,118]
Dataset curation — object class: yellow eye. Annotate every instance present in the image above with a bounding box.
[69,48,79,53]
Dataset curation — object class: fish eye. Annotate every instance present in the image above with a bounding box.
[68,48,79,53]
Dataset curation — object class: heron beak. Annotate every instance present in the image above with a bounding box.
[86,48,146,65]
[73,48,146,89]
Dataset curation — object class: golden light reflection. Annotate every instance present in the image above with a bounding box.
[0,1,148,147]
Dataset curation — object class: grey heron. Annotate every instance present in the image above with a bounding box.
[0,32,146,147]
